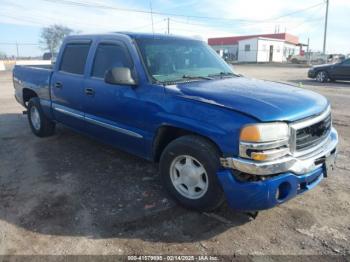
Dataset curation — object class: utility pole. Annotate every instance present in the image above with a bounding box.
[167,17,170,34]
[15,41,19,59]
[307,37,311,65]
[323,0,329,54]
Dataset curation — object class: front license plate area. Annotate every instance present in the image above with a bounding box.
[323,149,337,177]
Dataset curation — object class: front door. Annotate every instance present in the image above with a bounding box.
[83,41,148,157]
[51,42,91,130]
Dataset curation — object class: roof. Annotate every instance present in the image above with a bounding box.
[65,32,199,42]
[238,36,285,43]
[208,33,299,46]
[116,32,198,41]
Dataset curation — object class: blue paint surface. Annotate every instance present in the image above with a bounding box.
[217,167,324,211]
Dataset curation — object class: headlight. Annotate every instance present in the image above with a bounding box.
[240,122,289,142]
[239,123,290,161]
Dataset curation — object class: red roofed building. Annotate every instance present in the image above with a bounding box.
[208,33,303,62]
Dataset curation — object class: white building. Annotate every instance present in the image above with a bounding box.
[208,33,303,63]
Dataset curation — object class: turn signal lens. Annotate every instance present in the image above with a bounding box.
[251,152,268,161]
[239,125,260,142]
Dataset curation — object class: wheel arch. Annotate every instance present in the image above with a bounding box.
[152,124,223,162]
[22,88,38,107]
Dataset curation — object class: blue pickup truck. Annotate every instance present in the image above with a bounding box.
[13,33,338,212]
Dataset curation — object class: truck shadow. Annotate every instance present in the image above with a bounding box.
[0,113,250,243]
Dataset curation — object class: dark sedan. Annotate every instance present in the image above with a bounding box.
[308,58,350,82]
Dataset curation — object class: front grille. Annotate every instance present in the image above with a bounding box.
[295,113,331,151]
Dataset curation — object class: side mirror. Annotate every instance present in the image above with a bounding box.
[104,67,137,86]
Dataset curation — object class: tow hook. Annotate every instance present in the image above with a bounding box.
[245,211,259,220]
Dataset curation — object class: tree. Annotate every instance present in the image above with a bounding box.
[40,25,73,55]
[0,51,6,59]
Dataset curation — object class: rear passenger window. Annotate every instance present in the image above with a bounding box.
[59,43,91,75]
[92,43,132,78]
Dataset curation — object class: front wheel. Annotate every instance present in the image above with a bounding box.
[27,97,55,137]
[316,71,328,83]
[159,135,224,211]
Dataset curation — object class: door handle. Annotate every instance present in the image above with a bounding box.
[85,88,95,96]
[54,82,63,88]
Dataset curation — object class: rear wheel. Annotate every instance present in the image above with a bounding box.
[160,135,224,211]
[316,71,328,83]
[27,97,55,137]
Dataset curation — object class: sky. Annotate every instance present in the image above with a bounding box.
[0,0,349,57]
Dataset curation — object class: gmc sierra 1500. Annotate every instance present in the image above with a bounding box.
[13,33,338,212]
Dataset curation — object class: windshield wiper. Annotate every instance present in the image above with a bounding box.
[182,74,213,80]
[208,72,239,78]
[154,75,213,86]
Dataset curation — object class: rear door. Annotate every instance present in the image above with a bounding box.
[51,41,91,130]
[338,59,350,80]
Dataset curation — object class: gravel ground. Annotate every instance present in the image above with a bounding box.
[0,65,349,256]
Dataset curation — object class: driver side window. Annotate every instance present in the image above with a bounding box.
[92,43,132,78]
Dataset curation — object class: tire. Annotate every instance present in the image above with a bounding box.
[27,97,55,137]
[291,58,299,64]
[316,71,328,83]
[159,135,225,212]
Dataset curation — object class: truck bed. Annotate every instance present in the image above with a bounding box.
[13,65,53,107]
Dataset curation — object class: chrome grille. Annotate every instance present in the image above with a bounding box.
[290,106,332,156]
[295,113,331,151]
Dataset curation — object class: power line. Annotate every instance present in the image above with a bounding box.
[40,0,325,24]
[285,4,325,32]
[0,42,40,46]
[0,10,164,33]
[267,2,325,21]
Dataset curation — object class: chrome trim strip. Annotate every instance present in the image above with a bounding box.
[239,138,290,159]
[53,104,143,139]
[290,105,331,130]
[53,106,84,120]
[221,127,338,176]
[251,147,290,161]
[240,138,289,150]
[85,116,143,139]
[240,139,289,157]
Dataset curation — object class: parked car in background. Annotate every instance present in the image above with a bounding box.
[289,53,326,65]
[327,54,345,64]
[289,55,307,64]
[13,33,338,213]
[308,58,350,82]
[42,52,57,61]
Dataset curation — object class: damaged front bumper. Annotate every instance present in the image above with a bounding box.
[220,128,338,176]
[217,128,338,211]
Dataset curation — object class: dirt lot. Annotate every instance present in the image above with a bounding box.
[0,65,350,256]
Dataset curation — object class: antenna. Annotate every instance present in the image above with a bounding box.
[149,0,154,35]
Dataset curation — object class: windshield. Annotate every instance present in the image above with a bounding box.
[135,38,235,83]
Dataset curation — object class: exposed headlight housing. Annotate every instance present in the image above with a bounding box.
[239,123,290,161]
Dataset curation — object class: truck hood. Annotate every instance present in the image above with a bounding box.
[166,77,328,122]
